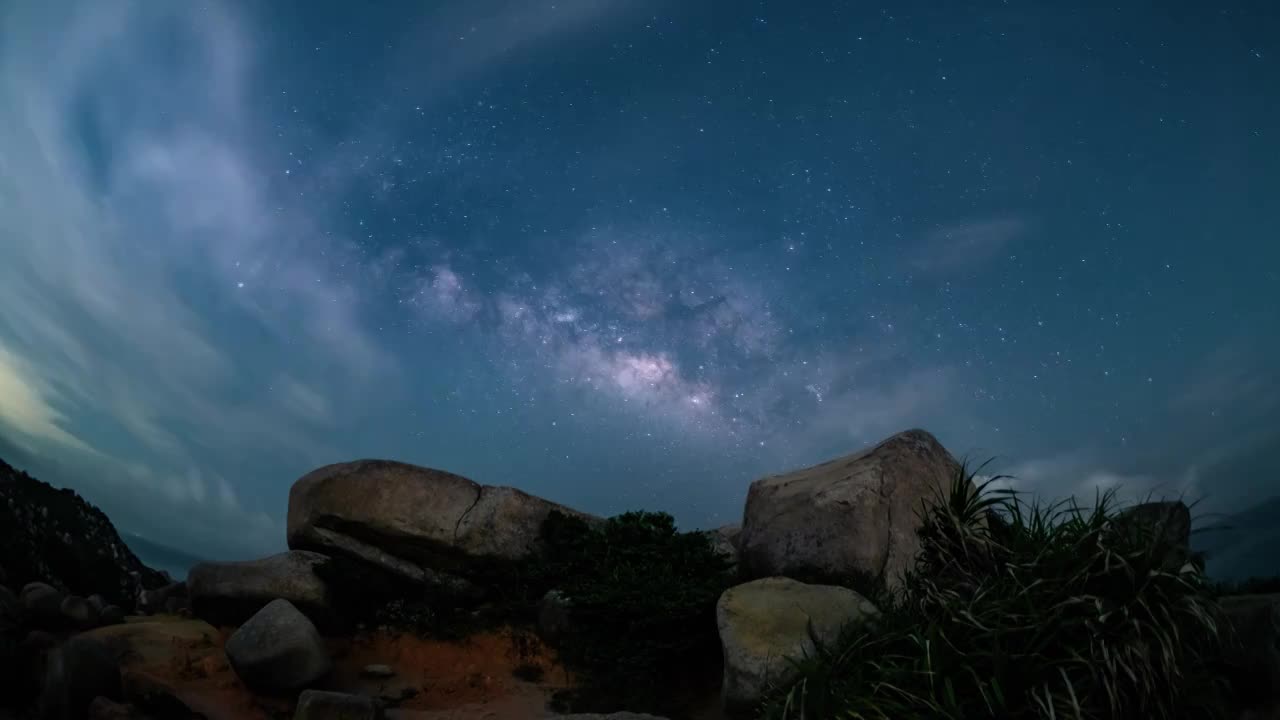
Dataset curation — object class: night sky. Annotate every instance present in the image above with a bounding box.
[1,1,1277,564]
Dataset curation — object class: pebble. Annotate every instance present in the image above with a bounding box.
[361,663,395,679]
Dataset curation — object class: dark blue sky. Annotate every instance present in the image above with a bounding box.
[1,0,1276,561]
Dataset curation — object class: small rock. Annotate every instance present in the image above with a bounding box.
[87,594,107,615]
[225,598,331,693]
[87,696,148,720]
[361,664,395,679]
[537,589,573,644]
[293,689,380,720]
[39,635,122,720]
[379,686,418,704]
[62,594,100,629]
[20,582,64,626]
[100,605,126,626]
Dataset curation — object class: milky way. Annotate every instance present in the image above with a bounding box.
[0,1,1277,561]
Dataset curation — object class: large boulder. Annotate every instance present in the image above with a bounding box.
[86,617,250,718]
[188,551,335,628]
[287,460,603,595]
[225,599,331,693]
[717,577,880,718]
[1113,501,1192,572]
[738,429,964,590]
[86,616,219,668]
[38,636,122,720]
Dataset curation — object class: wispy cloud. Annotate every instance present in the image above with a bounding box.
[0,0,681,558]
[909,217,1029,276]
[1171,342,1279,420]
[0,345,100,457]
[0,2,388,553]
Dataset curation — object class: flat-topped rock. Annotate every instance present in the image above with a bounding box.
[738,428,965,590]
[188,550,335,628]
[287,460,603,593]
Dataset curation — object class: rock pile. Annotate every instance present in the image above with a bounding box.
[3,428,1275,720]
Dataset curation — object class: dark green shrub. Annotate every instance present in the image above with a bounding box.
[1208,574,1280,597]
[530,509,736,718]
[758,461,1233,720]
[512,662,545,682]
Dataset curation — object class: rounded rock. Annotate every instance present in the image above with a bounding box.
[717,577,880,717]
[99,605,126,626]
[61,595,99,629]
[21,582,65,626]
[225,598,331,693]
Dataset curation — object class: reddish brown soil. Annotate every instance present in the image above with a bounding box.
[326,626,574,712]
[100,616,577,719]
[94,615,724,719]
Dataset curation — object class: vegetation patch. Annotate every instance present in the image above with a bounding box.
[522,509,736,717]
[757,461,1238,720]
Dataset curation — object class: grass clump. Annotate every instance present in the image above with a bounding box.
[757,460,1234,720]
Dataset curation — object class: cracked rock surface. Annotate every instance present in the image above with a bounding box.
[286,459,604,594]
[737,429,966,590]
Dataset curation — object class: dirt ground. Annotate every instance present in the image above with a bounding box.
[90,615,725,720]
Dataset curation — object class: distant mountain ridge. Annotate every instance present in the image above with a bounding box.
[1192,496,1280,582]
[0,456,167,605]
[122,531,207,580]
